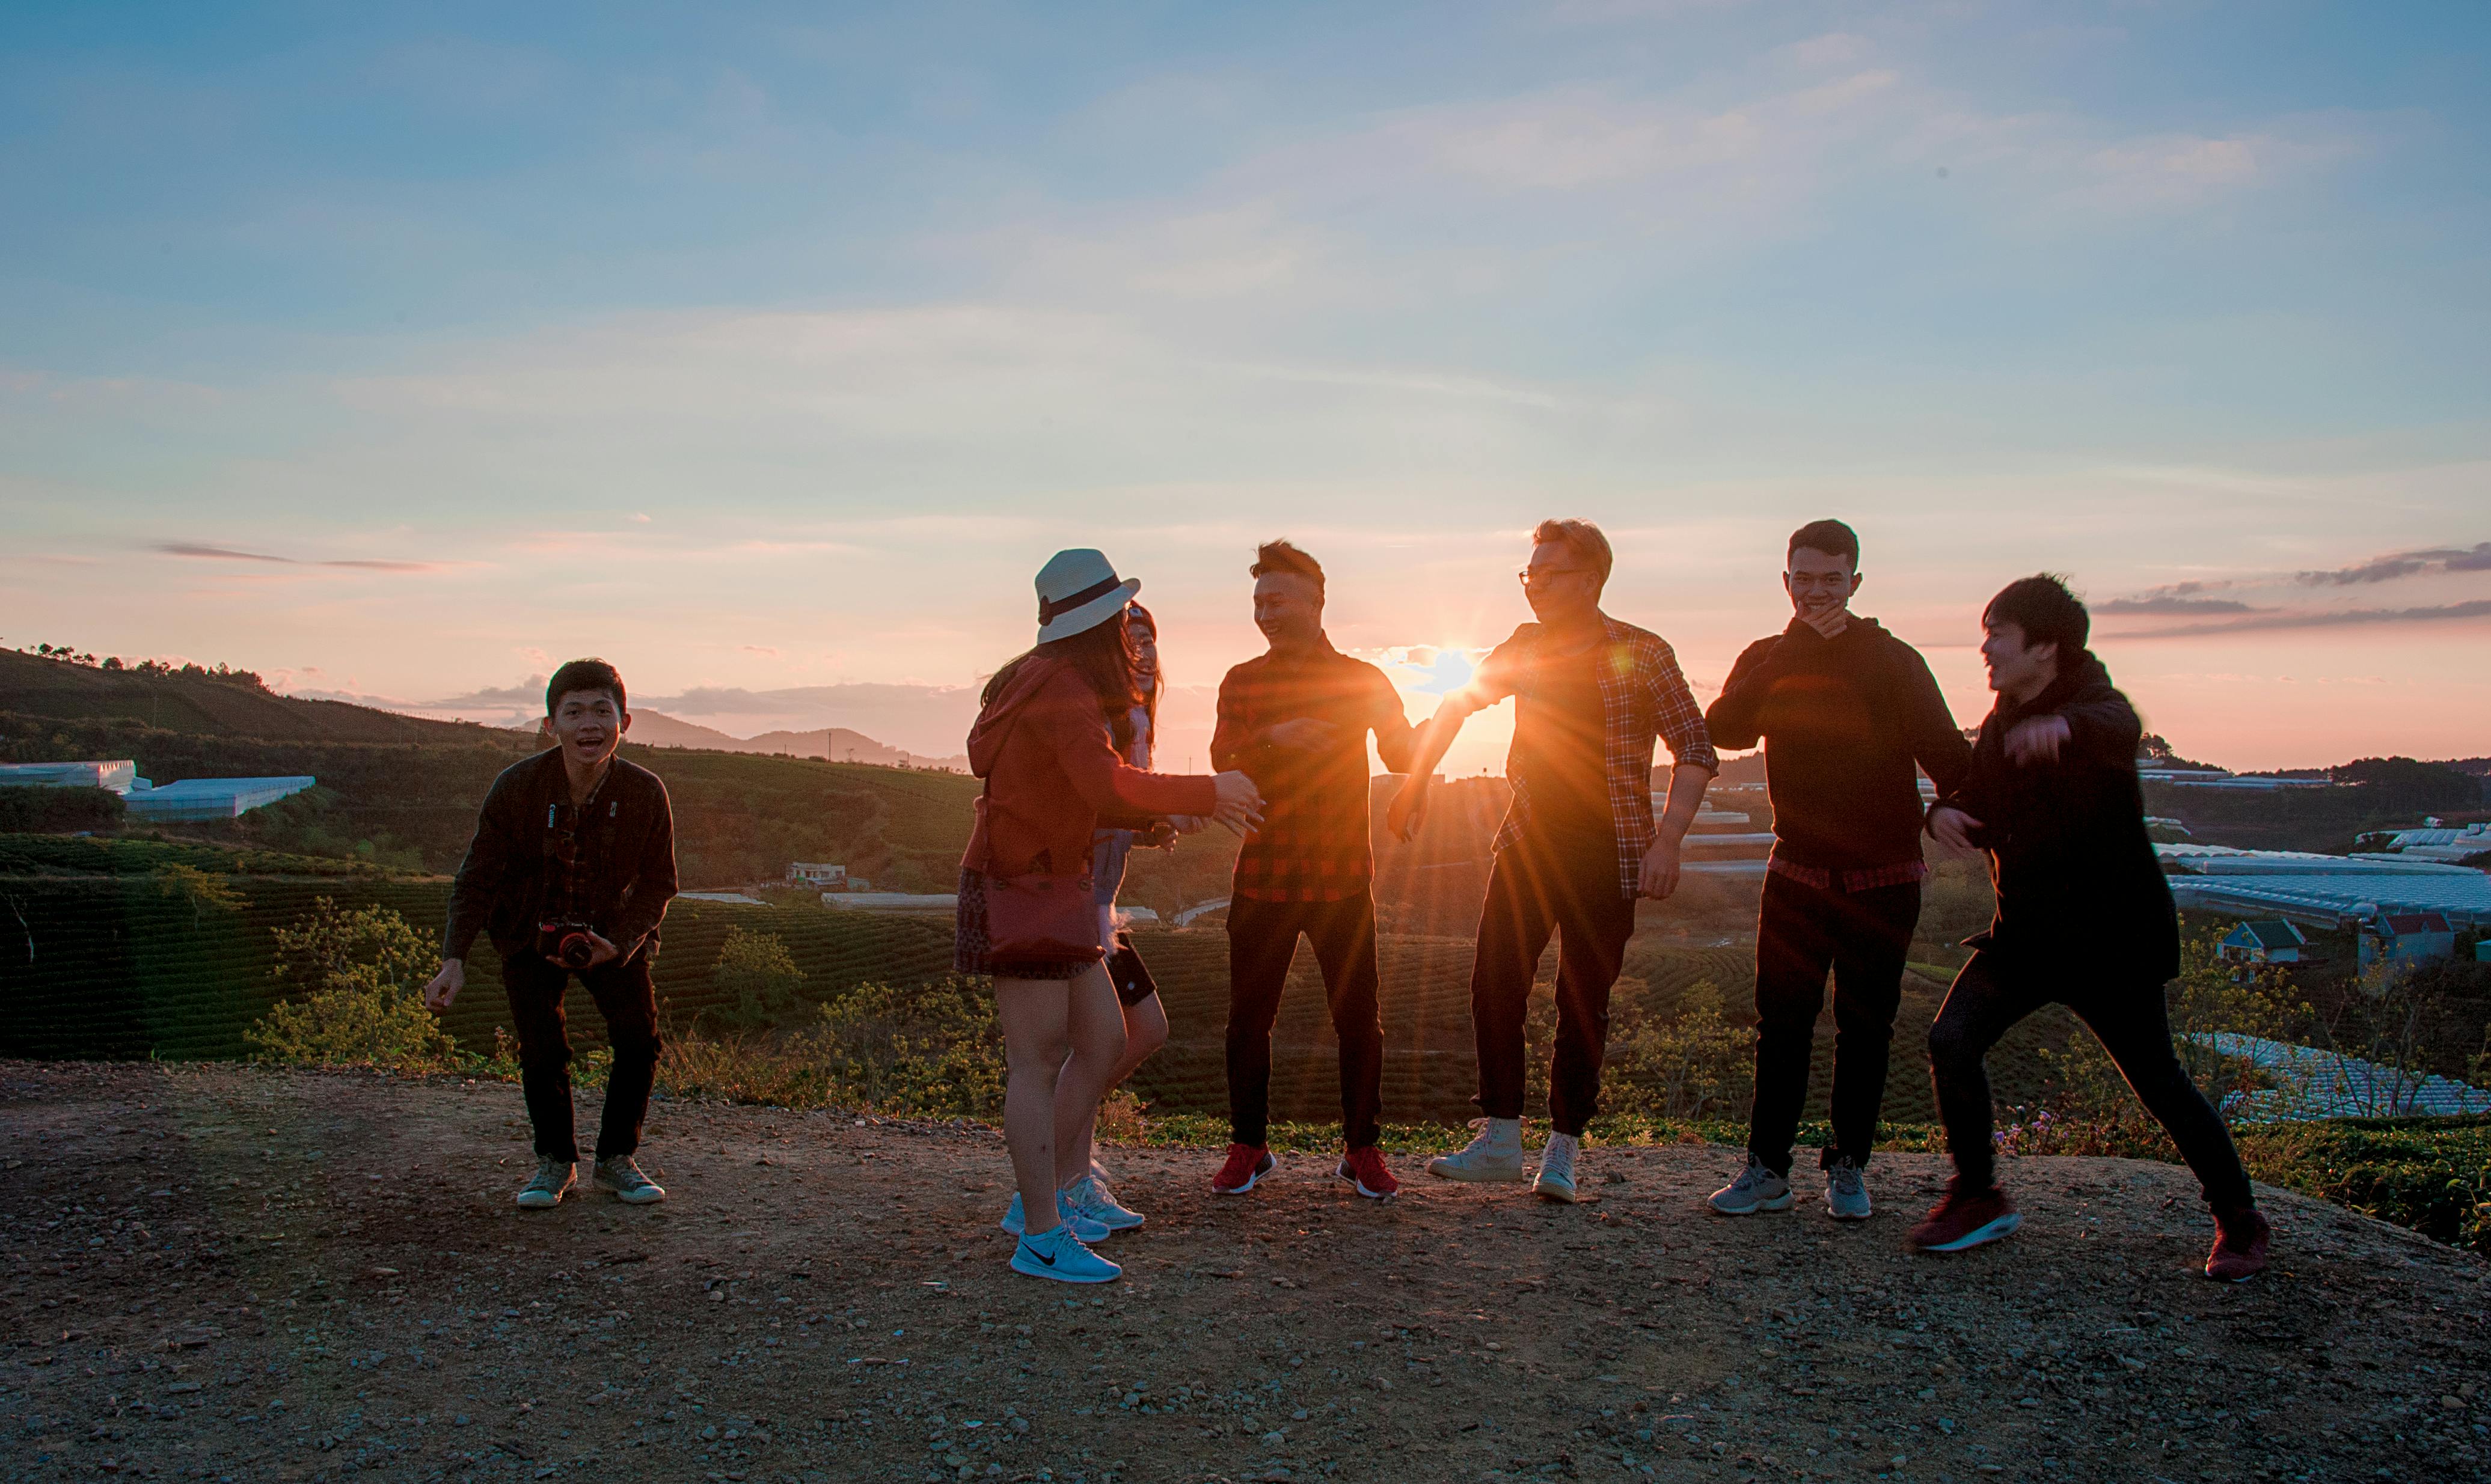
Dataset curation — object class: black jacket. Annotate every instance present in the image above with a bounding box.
[443,750,678,963]
[1705,616,1972,871]
[1939,652,2177,980]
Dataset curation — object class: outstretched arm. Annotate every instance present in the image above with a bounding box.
[1385,691,1481,841]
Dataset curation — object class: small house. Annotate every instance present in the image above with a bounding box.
[2359,912,2457,968]
[787,862,847,888]
[2221,920,2306,965]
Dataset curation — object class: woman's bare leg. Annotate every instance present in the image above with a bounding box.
[1049,962,1130,1189]
[993,976,1074,1236]
[1064,992,1169,1182]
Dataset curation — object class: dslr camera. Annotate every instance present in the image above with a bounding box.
[536,918,599,970]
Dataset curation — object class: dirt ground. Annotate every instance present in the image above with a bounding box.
[4,1062,2486,1484]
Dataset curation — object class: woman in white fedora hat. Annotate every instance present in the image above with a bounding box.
[959,549,1263,1283]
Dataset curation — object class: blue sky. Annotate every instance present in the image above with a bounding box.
[4,1,2487,770]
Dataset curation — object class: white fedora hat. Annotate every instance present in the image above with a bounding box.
[1033,548,1141,644]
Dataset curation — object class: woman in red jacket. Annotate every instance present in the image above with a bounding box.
[959,549,1263,1283]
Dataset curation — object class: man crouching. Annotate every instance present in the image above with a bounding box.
[423,658,678,1209]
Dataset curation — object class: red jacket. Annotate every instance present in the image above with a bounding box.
[962,656,1216,879]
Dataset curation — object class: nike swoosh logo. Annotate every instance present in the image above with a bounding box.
[1029,1245,1056,1266]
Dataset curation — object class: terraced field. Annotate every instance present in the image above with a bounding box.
[4,835,2065,1131]
[0,876,955,1062]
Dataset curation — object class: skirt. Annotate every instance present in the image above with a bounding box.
[954,869,1100,982]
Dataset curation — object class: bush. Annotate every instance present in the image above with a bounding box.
[1604,977,1753,1120]
[2033,926,2305,1124]
[154,863,244,928]
[0,784,124,833]
[711,926,807,1029]
[244,899,458,1074]
[793,975,1003,1117]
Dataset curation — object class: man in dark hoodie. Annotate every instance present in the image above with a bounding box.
[1704,520,1972,1223]
[1911,575,2270,1281]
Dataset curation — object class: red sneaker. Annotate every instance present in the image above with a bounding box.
[1907,1180,2021,1253]
[1337,1146,1398,1200]
[2205,1206,2271,1282]
[1212,1143,1275,1195]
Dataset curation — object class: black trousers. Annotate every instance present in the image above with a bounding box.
[1226,892,1385,1149]
[1929,951,2255,1212]
[1745,873,1922,1174]
[501,951,664,1164]
[1469,829,1638,1136]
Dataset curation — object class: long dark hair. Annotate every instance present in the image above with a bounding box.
[1126,602,1160,755]
[982,614,1143,751]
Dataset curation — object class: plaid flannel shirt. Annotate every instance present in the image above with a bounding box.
[1213,643,1414,902]
[1475,615,1719,898]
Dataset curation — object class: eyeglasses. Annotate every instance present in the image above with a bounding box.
[1518,566,1593,588]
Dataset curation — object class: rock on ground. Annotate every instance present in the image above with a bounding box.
[2,1061,2486,1484]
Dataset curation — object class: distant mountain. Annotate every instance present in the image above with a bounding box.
[626,710,966,771]
[0,648,514,745]
[624,710,751,750]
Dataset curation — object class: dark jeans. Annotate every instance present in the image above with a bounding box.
[1746,873,1921,1174]
[1226,892,1385,1149]
[1929,951,2255,1212]
[501,951,664,1164]
[1469,829,1638,1136]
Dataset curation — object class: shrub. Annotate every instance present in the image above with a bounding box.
[711,926,807,1029]
[154,863,244,928]
[0,784,124,833]
[1604,977,1753,1120]
[792,975,1003,1117]
[244,898,458,1074]
[2034,926,2306,1123]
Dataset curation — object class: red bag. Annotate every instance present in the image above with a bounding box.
[973,709,1103,965]
[982,857,1101,965]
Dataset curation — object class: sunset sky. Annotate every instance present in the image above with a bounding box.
[4,2,2486,778]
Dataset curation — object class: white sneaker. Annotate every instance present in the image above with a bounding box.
[1064,1173,1145,1233]
[1534,1132,1583,1203]
[1000,1189,1109,1243]
[1009,1223,1121,1284]
[1426,1118,1527,1183]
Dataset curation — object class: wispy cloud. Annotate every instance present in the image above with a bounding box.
[2116,599,2491,640]
[152,541,445,573]
[2297,542,2491,586]
[2096,594,2259,615]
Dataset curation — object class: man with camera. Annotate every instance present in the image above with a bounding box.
[424,659,679,1210]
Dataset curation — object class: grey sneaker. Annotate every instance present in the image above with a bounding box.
[593,1155,665,1205]
[1824,1158,1871,1221]
[1706,1155,1794,1215]
[516,1156,576,1210]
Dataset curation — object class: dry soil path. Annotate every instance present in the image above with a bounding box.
[3,1062,2486,1484]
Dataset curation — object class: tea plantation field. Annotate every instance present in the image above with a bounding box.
[3,831,2062,1129]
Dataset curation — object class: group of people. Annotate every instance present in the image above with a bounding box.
[420,516,2274,1293]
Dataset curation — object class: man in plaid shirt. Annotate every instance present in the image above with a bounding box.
[1209,541,1418,1201]
[1386,519,1718,1200]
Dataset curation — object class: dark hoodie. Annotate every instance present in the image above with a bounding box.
[1706,615,1972,872]
[1939,651,2178,981]
[962,655,1216,880]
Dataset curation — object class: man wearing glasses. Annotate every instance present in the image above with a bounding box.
[1386,519,1718,1200]
[1701,520,1971,1224]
